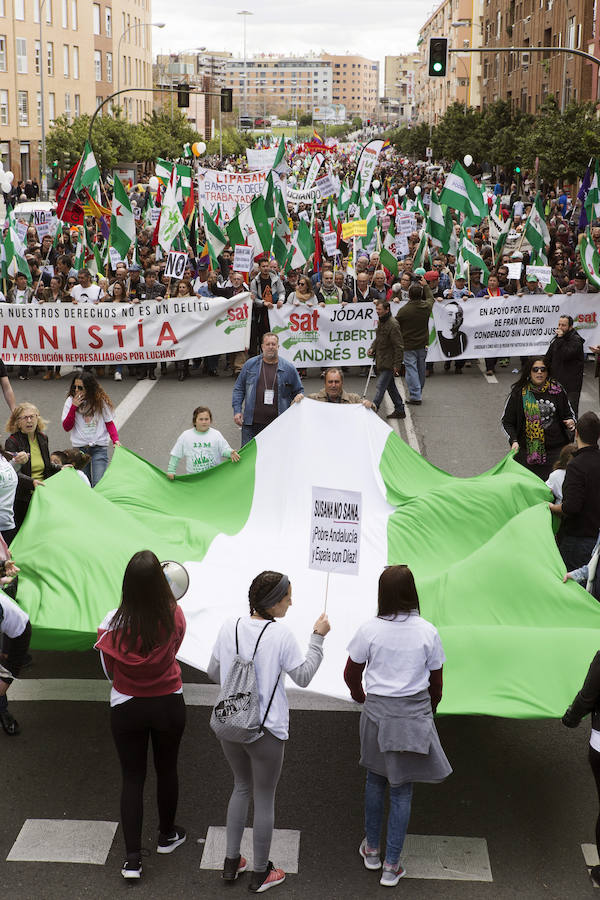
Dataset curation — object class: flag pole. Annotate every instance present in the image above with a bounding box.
[323,570,330,614]
[362,360,375,399]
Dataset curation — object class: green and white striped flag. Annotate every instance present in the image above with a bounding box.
[529,249,559,295]
[454,250,469,282]
[4,223,32,283]
[182,142,192,157]
[110,176,136,259]
[579,227,600,288]
[425,190,451,253]
[337,179,352,216]
[439,161,487,223]
[288,218,315,270]
[272,135,289,175]
[585,159,600,224]
[72,228,86,271]
[203,207,227,268]
[494,214,513,260]
[226,196,271,257]
[272,187,292,268]
[412,229,429,268]
[459,229,489,285]
[157,168,185,253]
[359,193,377,246]
[380,219,398,277]
[524,193,550,257]
[72,140,101,201]
[155,159,192,198]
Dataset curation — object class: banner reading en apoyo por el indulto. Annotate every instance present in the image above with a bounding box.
[427,292,600,362]
[268,303,403,367]
[197,169,269,221]
[0,295,251,367]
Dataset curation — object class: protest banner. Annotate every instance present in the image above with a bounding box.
[285,185,320,203]
[341,220,368,239]
[246,147,278,171]
[351,139,387,196]
[0,295,252,366]
[197,168,269,221]
[427,293,600,362]
[232,244,254,273]
[309,486,361,576]
[164,250,187,280]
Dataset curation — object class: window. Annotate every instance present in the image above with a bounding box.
[47,42,54,75]
[48,92,55,123]
[18,91,28,126]
[0,90,7,126]
[37,91,41,125]
[72,45,78,79]
[122,56,127,84]
[62,0,68,27]
[93,3,101,35]
[94,50,101,81]
[0,1,5,16]
[74,93,80,117]
[106,51,112,83]
[16,38,27,74]
[105,7,111,36]
[15,0,24,20]
[71,0,77,29]
[34,0,40,21]
[496,9,501,38]
[63,44,69,77]
[64,92,70,121]
[0,35,5,72]
[567,16,577,50]
[45,0,52,23]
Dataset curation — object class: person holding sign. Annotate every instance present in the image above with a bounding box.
[207,570,330,894]
[167,406,240,477]
[344,565,451,887]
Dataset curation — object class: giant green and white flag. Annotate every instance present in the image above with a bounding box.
[12,401,600,718]
[72,140,101,201]
[580,227,600,288]
[439,160,487,223]
[110,175,136,259]
[226,196,271,257]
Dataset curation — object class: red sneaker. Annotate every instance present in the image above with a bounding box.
[248,860,286,893]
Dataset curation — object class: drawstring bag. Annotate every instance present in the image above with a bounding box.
[210,619,281,744]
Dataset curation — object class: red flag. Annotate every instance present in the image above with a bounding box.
[182,177,195,222]
[56,162,84,225]
[313,217,322,274]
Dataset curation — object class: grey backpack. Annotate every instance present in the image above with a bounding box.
[210,619,281,744]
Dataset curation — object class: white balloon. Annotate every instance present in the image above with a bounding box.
[372,179,380,190]
[0,161,4,172]
[5,170,14,183]
[414,185,421,195]
[226,164,234,172]
[463,154,473,167]
[148,175,159,191]
[399,187,407,197]
[196,141,206,155]
[0,179,10,193]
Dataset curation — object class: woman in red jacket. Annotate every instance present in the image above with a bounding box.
[95,550,187,881]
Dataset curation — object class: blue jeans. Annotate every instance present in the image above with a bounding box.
[558,534,598,572]
[373,370,404,413]
[241,422,268,448]
[403,349,427,400]
[365,770,413,865]
[80,444,109,487]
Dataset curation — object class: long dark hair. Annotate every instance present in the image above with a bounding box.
[510,356,549,393]
[377,565,420,618]
[68,370,114,416]
[109,550,176,655]
[249,570,285,621]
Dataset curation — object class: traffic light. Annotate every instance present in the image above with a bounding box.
[220,88,233,113]
[428,37,448,77]
[177,83,190,108]
[515,165,521,174]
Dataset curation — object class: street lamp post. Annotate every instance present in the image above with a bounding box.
[39,0,47,199]
[237,10,253,123]
[117,20,165,118]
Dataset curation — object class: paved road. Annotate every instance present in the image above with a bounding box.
[2,359,600,898]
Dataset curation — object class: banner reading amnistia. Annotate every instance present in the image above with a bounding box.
[0,295,251,366]
[427,292,600,362]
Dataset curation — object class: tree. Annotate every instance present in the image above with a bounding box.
[134,108,200,166]
[46,113,137,174]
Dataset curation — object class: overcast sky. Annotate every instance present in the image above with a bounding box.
[152,0,434,78]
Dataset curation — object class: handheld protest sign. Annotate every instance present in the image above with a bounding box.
[161,560,190,601]
[309,486,362,612]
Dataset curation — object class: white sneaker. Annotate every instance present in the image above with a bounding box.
[114,371,122,381]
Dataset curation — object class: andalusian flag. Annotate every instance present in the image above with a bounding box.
[203,207,227,269]
[272,188,292,268]
[412,229,428,268]
[524,193,550,257]
[338,179,352,215]
[359,193,377,246]
[72,140,101,200]
[425,190,451,253]
[157,167,185,253]
[584,159,600,225]
[287,218,315,269]
[11,402,600,719]
[226,196,271,257]
[380,219,399,277]
[272,135,289,174]
[459,229,489,284]
[579,227,600,288]
[4,223,32,283]
[439,161,487,222]
[155,159,193,199]
[110,175,135,259]
[494,214,513,260]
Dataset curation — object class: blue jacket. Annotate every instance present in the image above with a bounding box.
[232,354,303,425]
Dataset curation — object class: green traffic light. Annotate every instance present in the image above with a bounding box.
[515,166,521,173]
[433,62,443,72]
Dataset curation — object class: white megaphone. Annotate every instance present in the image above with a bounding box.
[161,560,190,601]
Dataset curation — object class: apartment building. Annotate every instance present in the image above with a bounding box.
[154,51,231,139]
[415,0,484,124]
[222,54,332,121]
[481,0,594,112]
[0,0,153,183]
[383,54,420,124]
[323,53,379,120]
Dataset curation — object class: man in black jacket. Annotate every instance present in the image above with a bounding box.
[545,315,585,415]
[550,411,600,569]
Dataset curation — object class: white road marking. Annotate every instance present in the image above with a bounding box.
[113,374,159,430]
[478,359,498,383]
[7,819,118,865]
[581,844,600,888]
[201,827,300,873]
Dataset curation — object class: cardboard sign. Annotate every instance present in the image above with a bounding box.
[507,261,523,280]
[232,244,254,273]
[309,486,361,575]
[341,220,367,239]
[150,208,160,224]
[315,174,336,198]
[525,265,552,286]
[323,231,338,257]
[164,250,188,280]
[34,209,48,225]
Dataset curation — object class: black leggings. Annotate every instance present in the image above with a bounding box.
[110,693,186,855]
[590,746,600,857]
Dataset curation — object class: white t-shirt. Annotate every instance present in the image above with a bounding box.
[71,283,102,303]
[211,617,305,740]
[12,287,30,305]
[0,456,18,529]
[0,592,29,638]
[545,469,566,502]
[347,612,445,697]
[62,398,113,447]
[170,426,232,474]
